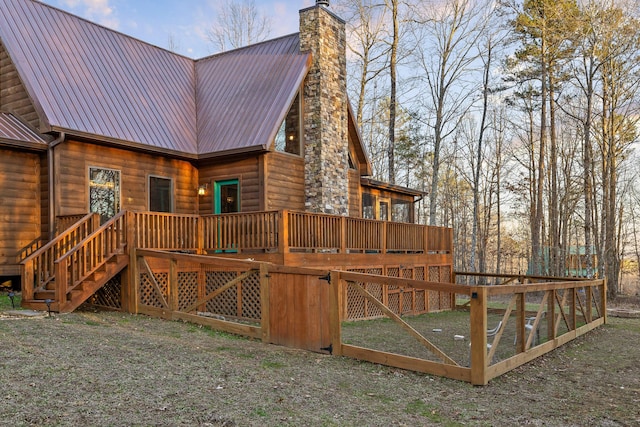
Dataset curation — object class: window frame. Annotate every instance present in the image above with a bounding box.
[148,175,174,213]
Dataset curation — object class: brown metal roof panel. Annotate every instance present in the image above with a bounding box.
[0,112,47,144]
[0,0,198,153]
[196,34,310,155]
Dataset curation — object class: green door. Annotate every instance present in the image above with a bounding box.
[214,179,239,252]
[214,179,239,214]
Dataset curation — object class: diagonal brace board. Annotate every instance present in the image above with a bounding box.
[487,294,517,362]
[140,257,170,309]
[183,270,256,314]
[348,281,459,366]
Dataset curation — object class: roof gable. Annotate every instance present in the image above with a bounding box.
[196,34,311,156]
[0,112,47,150]
[0,0,197,153]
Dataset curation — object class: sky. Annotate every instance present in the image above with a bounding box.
[40,0,315,58]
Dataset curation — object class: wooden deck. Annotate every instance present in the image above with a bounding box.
[21,210,453,312]
[17,210,607,384]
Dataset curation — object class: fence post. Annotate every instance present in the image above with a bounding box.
[122,212,137,313]
[340,216,347,254]
[260,263,270,343]
[469,286,488,385]
[329,271,343,356]
[547,289,556,341]
[278,210,289,254]
[21,263,34,302]
[197,216,205,254]
[602,279,607,324]
[381,221,387,254]
[516,292,526,352]
[169,258,178,313]
[55,260,67,312]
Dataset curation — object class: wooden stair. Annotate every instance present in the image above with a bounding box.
[23,253,128,313]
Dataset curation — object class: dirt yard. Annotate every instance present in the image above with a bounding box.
[1,297,639,426]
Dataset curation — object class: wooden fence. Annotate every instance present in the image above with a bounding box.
[121,250,605,385]
[330,271,606,385]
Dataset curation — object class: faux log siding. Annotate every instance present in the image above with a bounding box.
[265,152,305,211]
[0,41,40,130]
[0,149,40,272]
[198,157,262,215]
[348,169,361,218]
[56,141,197,216]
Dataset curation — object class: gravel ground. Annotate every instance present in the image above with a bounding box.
[1,301,639,426]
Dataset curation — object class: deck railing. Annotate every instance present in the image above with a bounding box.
[133,212,200,251]
[131,210,453,255]
[202,211,279,253]
[21,213,101,301]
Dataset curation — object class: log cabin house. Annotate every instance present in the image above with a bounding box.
[0,0,453,312]
[0,1,608,385]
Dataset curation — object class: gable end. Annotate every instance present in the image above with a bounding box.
[0,40,40,130]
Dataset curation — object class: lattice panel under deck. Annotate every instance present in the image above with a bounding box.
[140,272,169,308]
[178,272,198,311]
[90,274,122,310]
[346,281,366,320]
[415,290,426,311]
[240,272,261,320]
[206,271,239,317]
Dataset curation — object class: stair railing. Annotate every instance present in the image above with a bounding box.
[21,213,101,302]
[54,211,127,308]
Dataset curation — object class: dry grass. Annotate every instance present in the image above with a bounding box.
[1,298,639,426]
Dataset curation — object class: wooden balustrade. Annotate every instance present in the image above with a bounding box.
[202,211,279,253]
[21,212,100,301]
[118,210,454,255]
[386,222,425,252]
[133,212,200,251]
[55,212,127,300]
[345,217,384,252]
[287,211,342,250]
[56,214,90,235]
[427,226,453,253]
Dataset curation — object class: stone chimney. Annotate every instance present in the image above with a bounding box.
[299,1,349,215]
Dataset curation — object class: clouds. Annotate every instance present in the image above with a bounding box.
[60,0,119,29]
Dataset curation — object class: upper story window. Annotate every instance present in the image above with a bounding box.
[149,176,173,213]
[274,93,301,155]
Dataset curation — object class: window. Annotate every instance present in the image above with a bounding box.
[379,200,389,221]
[274,93,301,155]
[89,167,121,223]
[362,193,375,219]
[149,176,173,212]
[391,199,413,223]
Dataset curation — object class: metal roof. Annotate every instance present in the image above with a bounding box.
[196,34,311,156]
[0,0,311,157]
[0,112,47,147]
[0,0,190,153]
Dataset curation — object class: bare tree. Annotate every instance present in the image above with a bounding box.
[335,0,388,126]
[207,0,272,52]
[411,0,488,226]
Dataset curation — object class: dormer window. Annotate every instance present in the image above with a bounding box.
[274,93,301,155]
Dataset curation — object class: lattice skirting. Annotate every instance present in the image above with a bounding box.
[138,265,261,322]
[345,264,453,321]
[88,274,122,310]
